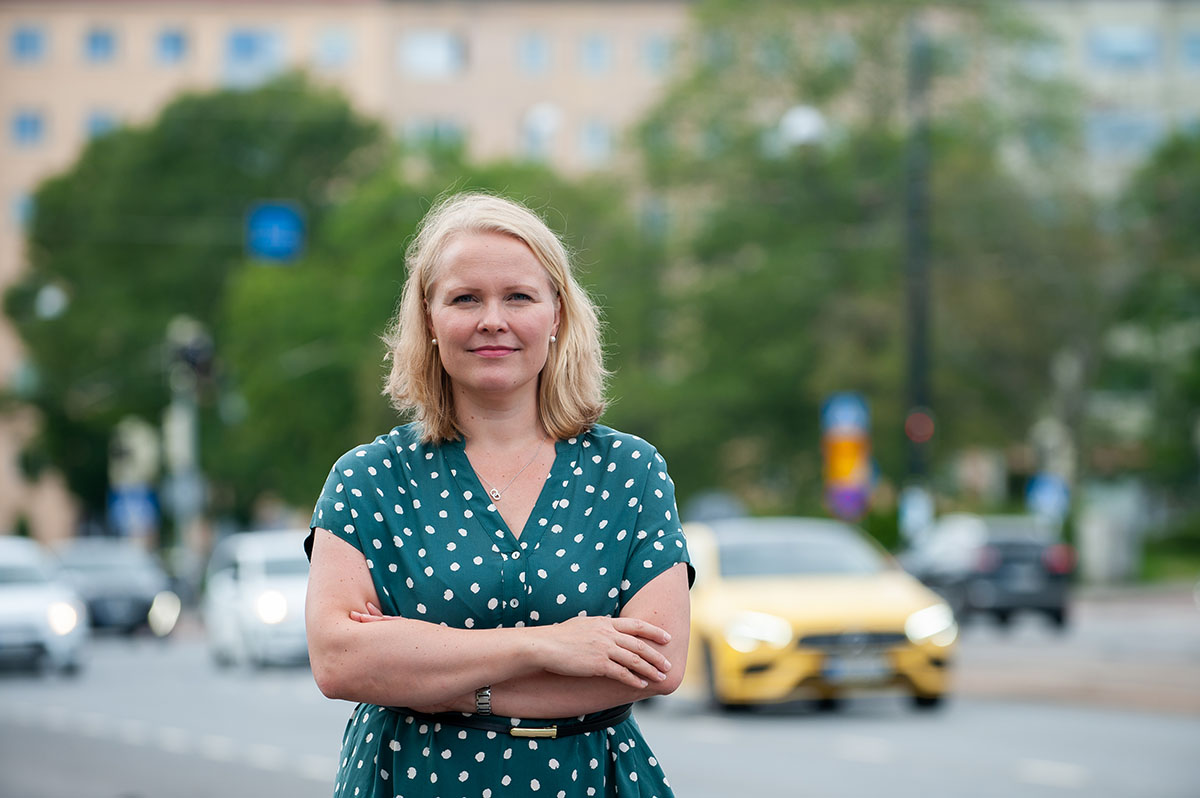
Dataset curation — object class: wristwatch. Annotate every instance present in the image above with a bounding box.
[475,685,492,716]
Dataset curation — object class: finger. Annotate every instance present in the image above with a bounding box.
[367,602,384,616]
[612,617,671,644]
[615,635,671,674]
[611,645,668,682]
[604,661,649,689]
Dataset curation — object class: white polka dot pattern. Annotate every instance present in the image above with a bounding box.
[311,423,689,797]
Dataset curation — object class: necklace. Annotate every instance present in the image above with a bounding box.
[473,439,546,502]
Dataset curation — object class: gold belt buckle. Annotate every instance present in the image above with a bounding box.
[510,725,557,739]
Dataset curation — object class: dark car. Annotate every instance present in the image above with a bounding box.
[54,537,181,636]
[899,514,1074,629]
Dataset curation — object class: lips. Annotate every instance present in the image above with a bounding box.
[471,346,517,357]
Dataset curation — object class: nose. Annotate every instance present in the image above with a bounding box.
[477,298,508,333]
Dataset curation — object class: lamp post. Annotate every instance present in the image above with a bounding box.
[162,316,211,548]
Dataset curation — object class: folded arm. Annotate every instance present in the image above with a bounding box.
[305,528,681,711]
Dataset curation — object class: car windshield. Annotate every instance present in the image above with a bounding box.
[261,557,310,577]
[59,545,157,573]
[714,521,887,578]
[0,563,50,585]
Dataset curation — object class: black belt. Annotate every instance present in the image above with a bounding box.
[386,703,633,739]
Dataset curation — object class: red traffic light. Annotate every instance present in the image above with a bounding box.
[904,409,935,444]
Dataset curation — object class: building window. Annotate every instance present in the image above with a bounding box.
[580,32,614,74]
[580,33,613,75]
[520,102,561,162]
[642,33,672,76]
[1086,109,1165,158]
[157,29,188,64]
[86,110,117,139]
[85,27,117,63]
[518,32,550,75]
[398,30,466,79]
[1087,26,1161,71]
[11,193,34,229]
[10,26,46,63]
[315,28,352,70]
[11,110,45,146]
[224,28,285,87]
[402,117,465,149]
[1182,33,1200,70]
[579,119,613,167]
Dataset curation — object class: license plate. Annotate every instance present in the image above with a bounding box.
[823,653,891,684]
[1006,564,1043,593]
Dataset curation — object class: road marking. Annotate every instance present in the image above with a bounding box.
[834,734,895,765]
[1016,758,1089,790]
[157,725,191,754]
[245,742,288,771]
[199,734,237,762]
[299,754,338,782]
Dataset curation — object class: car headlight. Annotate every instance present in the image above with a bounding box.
[47,601,79,636]
[724,611,793,653]
[255,590,288,625]
[148,590,182,637]
[905,603,957,646]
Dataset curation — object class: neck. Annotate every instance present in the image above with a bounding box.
[455,388,546,452]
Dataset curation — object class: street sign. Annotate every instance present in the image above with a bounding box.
[245,201,305,262]
[108,485,159,538]
[1027,472,1070,522]
[821,392,871,522]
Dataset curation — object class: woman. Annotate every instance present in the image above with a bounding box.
[305,192,692,798]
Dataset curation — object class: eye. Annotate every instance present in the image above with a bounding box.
[507,292,533,302]
[450,294,478,304]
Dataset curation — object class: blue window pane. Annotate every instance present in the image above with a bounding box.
[1086,109,1165,157]
[580,119,613,166]
[1182,33,1200,70]
[11,111,44,146]
[315,29,352,69]
[157,29,187,64]
[642,34,671,75]
[580,33,613,75]
[1087,26,1161,70]
[10,26,45,63]
[85,28,117,63]
[86,111,116,138]
[518,32,550,75]
[12,194,34,229]
[224,29,284,87]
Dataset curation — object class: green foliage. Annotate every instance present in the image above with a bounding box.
[4,73,388,515]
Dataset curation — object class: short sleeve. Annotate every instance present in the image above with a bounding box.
[308,458,366,559]
[619,448,693,608]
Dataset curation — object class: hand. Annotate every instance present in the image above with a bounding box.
[349,602,396,623]
[530,615,672,689]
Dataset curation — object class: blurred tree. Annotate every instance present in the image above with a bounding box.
[1101,131,1200,495]
[630,0,1107,514]
[4,73,388,519]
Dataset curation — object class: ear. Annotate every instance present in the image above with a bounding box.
[552,294,562,338]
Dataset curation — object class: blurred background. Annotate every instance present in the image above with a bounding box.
[0,0,1197,796]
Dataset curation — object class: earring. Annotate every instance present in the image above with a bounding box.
[431,338,438,346]
[550,335,557,344]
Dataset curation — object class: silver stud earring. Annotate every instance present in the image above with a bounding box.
[550,335,557,344]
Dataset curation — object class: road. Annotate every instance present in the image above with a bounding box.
[1,586,1197,798]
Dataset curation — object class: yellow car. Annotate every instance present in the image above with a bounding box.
[684,516,957,711]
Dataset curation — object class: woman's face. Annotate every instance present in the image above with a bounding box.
[426,231,561,404]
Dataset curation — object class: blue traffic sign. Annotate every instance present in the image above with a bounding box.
[821,392,870,432]
[246,201,305,262]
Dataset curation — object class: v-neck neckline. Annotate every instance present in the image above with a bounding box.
[448,436,571,549]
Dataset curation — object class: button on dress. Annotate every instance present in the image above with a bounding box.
[309,423,692,798]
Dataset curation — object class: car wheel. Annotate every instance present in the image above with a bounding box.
[912,693,944,710]
[703,644,743,712]
[815,695,841,713]
[993,609,1012,628]
[1046,607,1068,631]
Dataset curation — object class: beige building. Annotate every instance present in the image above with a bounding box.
[1,0,1197,540]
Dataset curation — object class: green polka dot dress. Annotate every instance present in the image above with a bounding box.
[309,423,692,798]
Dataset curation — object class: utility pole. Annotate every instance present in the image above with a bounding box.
[904,14,933,482]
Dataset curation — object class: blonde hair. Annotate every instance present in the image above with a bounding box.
[382,192,607,443]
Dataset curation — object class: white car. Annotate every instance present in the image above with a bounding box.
[201,530,310,668]
[0,536,89,674]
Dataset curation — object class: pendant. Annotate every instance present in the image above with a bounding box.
[488,488,502,501]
